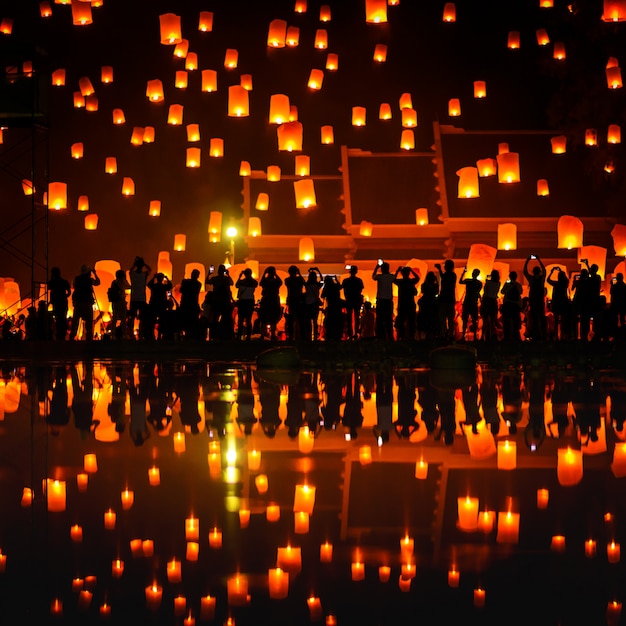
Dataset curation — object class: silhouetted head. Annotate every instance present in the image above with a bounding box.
[509,271,517,281]
[401,266,411,277]
[590,263,599,275]
[191,269,200,280]
[288,265,299,276]
[444,259,455,271]
[217,264,227,275]
[350,265,358,275]
[115,269,126,280]
[243,268,253,278]
[472,268,480,279]
[532,266,541,276]
[51,266,61,279]
[381,261,390,273]
[490,269,500,282]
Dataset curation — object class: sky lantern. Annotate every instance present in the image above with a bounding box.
[101,66,113,83]
[400,129,415,150]
[186,147,201,168]
[174,39,189,58]
[476,158,496,176]
[294,0,307,13]
[40,2,52,18]
[551,135,567,153]
[146,79,164,102]
[585,129,598,146]
[379,103,392,120]
[198,11,213,31]
[209,138,224,157]
[112,108,125,124]
[167,104,184,125]
[267,165,281,181]
[507,31,521,49]
[269,94,290,123]
[498,142,509,154]
[295,155,310,176]
[84,214,98,230]
[352,106,367,126]
[557,215,584,249]
[175,71,188,89]
[286,26,300,46]
[256,193,269,211]
[224,49,238,69]
[365,0,388,23]
[557,447,583,486]
[325,53,339,71]
[319,5,331,21]
[228,85,249,117]
[401,108,417,127]
[160,13,182,44]
[71,142,84,159]
[277,122,303,152]
[130,127,144,145]
[373,44,387,62]
[497,152,520,183]
[448,98,461,116]
[77,196,89,212]
[467,243,497,280]
[294,179,317,208]
[105,157,117,174]
[308,68,324,89]
[607,66,623,89]
[208,211,222,238]
[239,161,251,176]
[174,234,186,252]
[536,28,550,45]
[399,93,413,109]
[299,237,315,261]
[85,96,98,112]
[415,208,429,225]
[320,125,334,144]
[540,0,555,7]
[553,42,566,60]
[442,3,456,22]
[143,127,155,143]
[199,70,216,93]
[48,182,67,210]
[457,167,479,198]
[158,251,172,277]
[122,177,135,196]
[611,224,626,256]
[602,0,626,21]
[497,223,517,250]
[268,19,287,47]
[185,52,198,70]
[51,69,65,86]
[537,179,550,196]
[474,80,486,98]
[359,220,373,236]
[72,3,93,25]
[578,245,607,278]
[78,77,94,96]
[248,217,262,237]
[149,200,161,217]
[314,29,328,49]
[186,124,200,142]
[608,124,621,143]
[22,179,34,195]
[240,74,253,90]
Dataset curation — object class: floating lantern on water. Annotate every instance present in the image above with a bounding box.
[497,152,520,183]
[374,44,387,62]
[47,479,66,511]
[497,223,517,251]
[608,124,621,144]
[299,237,315,261]
[352,106,367,126]
[443,2,456,22]
[557,215,583,249]
[294,179,317,208]
[227,575,249,606]
[268,19,287,47]
[508,31,521,49]
[448,98,461,116]
[277,121,303,152]
[201,70,217,92]
[496,511,520,543]
[198,11,213,32]
[457,496,479,531]
[145,584,163,611]
[228,85,249,117]
[537,179,550,196]
[321,125,334,144]
[557,447,583,486]
[474,80,486,98]
[366,0,388,22]
[457,167,479,198]
[268,568,289,598]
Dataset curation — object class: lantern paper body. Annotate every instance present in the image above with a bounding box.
[359,221,373,236]
[201,70,217,92]
[146,79,164,102]
[401,108,417,127]
[48,183,67,210]
[84,214,98,230]
[248,217,262,237]
[224,49,238,69]
[186,148,201,168]
[228,85,249,117]
[174,234,186,252]
[611,224,626,257]
[269,94,290,124]
[497,152,520,183]
[299,237,315,262]
[508,31,521,48]
[537,179,550,196]
[497,223,517,251]
[400,130,415,150]
[160,13,182,44]
[268,19,287,47]
[443,2,456,21]
[278,122,303,152]
[557,215,584,249]
[466,244,497,281]
[608,124,621,144]
[366,0,388,23]
[557,448,583,486]
[352,107,366,126]
[457,167,479,198]
[295,155,310,176]
[474,81,486,98]
[448,98,461,116]
[374,44,387,62]
[476,158,496,177]
[415,208,429,226]
[551,135,567,154]
[321,125,334,144]
[457,497,479,531]
[294,179,317,208]
[198,11,213,32]
[210,138,224,157]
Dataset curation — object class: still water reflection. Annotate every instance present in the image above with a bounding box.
[0,361,625,625]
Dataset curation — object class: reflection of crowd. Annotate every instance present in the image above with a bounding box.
[17,362,622,449]
[3,254,626,342]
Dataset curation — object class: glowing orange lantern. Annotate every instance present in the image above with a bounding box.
[269,94,290,124]
[400,130,415,150]
[457,167,479,198]
[228,85,249,117]
[149,201,161,217]
[72,3,92,25]
[144,126,155,143]
[443,3,456,22]
[325,53,338,71]
[267,165,281,182]
[294,179,317,208]
[321,125,334,144]
[224,49,238,69]
[268,19,287,47]
[608,124,621,144]
[239,161,251,176]
[401,108,417,127]
[186,147,201,168]
[186,124,200,142]
[122,177,135,196]
[209,138,224,157]
[167,104,184,125]
[51,69,65,86]
[374,44,387,62]
[537,179,550,196]
[585,129,598,146]
[399,93,413,109]
[160,13,182,44]
[158,252,172,277]
[175,71,188,89]
[185,52,198,71]
[308,69,324,90]
[352,106,366,126]
[540,0,554,6]
[78,77,94,97]
[105,157,117,174]
[198,11,213,32]
[508,31,521,49]
[201,70,217,92]
[286,26,300,46]
[112,108,125,125]
[22,179,34,195]
[319,5,331,21]
[607,66,623,89]
[40,3,52,18]
[448,98,461,116]
[240,74,253,90]
[130,127,144,145]
[256,193,269,211]
[71,142,84,159]
[551,135,567,153]
[174,234,186,252]
[248,217,262,237]
[295,0,307,13]
[474,81,486,98]
[536,29,550,45]
[611,224,626,256]
[85,96,98,112]
[359,221,373,236]
[77,195,89,212]
[84,214,98,230]
[146,79,164,102]
[299,237,315,261]
[578,245,607,278]
[48,182,67,210]
[602,0,626,21]
[476,158,496,177]
[290,106,298,120]
[415,208,429,225]
[365,0,388,23]
[295,155,310,176]
[557,215,584,249]
[498,142,509,154]
[553,42,566,59]
[497,152,520,183]
[497,223,517,250]
[208,211,222,237]
[0,18,12,34]
[173,39,189,59]
[314,29,328,49]
[379,103,392,120]
[275,121,303,153]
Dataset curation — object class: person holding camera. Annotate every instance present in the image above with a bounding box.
[129,256,151,339]
[342,265,365,339]
[523,254,547,340]
[206,264,234,340]
[372,259,395,340]
[69,264,100,341]
[304,267,323,340]
[235,268,258,340]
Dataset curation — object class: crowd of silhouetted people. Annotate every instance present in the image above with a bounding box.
[1,254,625,343]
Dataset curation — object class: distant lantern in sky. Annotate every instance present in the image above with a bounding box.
[73,92,85,108]
[497,152,520,183]
[72,3,92,25]
[607,66,623,89]
[71,142,84,159]
[476,158,496,176]
[269,94,290,124]
[289,105,298,121]
[474,81,486,98]
[359,221,373,236]
[22,179,34,195]
[149,201,161,217]
[602,0,626,21]
[167,104,184,125]
[173,39,189,58]
[325,54,338,71]
[208,211,223,237]
[130,127,144,145]
[40,2,52,18]
[143,127,155,143]
[268,19,287,47]
[78,77,95,96]
[557,215,584,249]
[553,42,566,60]
[314,29,328,49]
[224,49,238,69]
[256,193,269,211]
[48,183,67,210]
[536,28,550,45]
[112,108,125,124]
[295,155,310,176]
[540,0,554,7]
[122,178,135,196]
[379,103,392,120]
[185,52,198,70]
[77,196,89,212]
[201,69,217,92]
[186,147,201,168]
[442,2,456,22]
[551,135,567,153]
[352,106,367,126]
[457,167,479,198]
[84,214,98,230]
[320,125,334,144]
[294,179,317,208]
[187,124,200,142]
[240,74,253,90]
[286,26,300,46]
[160,13,182,44]
[537,179,550,196]
[319,5,331,21]
[52,69,65,86]
[146,79,164,102]
[507,31,521,49]
[585,128,598,146]
[239,161,251,176]
[299,237,315,262]
[365,0,388,23]
[175,71,188,89]
[209,138,224,157]
[174,234,186,252]
[228,85,249,117]
[85,96,98,112]
[373,44,387,62]
[101,66,113,84]
[277,121,303,152]
[400,129,415,150]
[498,223,517,250]
[399,93,413,109]
[294,0,307,13]
[448,98,461,116]
[105,157,117,174]
[416,208,429,225]
[401,108,417,127]
[308,69,324,90]
[198,10,213,31]
[608,124,622,144]
[248,217,262,237]
[267,165,281,181]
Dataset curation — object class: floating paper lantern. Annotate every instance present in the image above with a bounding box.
[198,11,213,32]
[365,0,388,23]
[308,68,324,90]
[185,52,198,71]
[160,13,182,44]
[0,18,12,35]
[175,71,188,89]
[295,155,310,176]
[85,95,98,112]
[228,85,249,117]
[84,214,98,230]
[173,39,189,58]
[174,234,186,252]
[267,165,281,182]
[536,28,550,45]
[71,142,83,159]
[77,195,89,212]
[78,76,94,96]
[112,108,125,124]
[496,511,520,543]
[557,215,584,249]
[498,142,509,154]
[73,93,85,108]
[577,245,607,278]
[130,127,144,145]
[585,128,598,146]
[352,106,366,126]
[248,217,262,237]
[602,0,626,21]
[105,157,117,174]
[607,66,623,89]
[278,121,303,151]
[557,447,583,486]
[256,193,269,211]
[319,5,331,21]
[40,2,52,18]
[48,182,67,210]
[22,179,34,195]
[208,211,223,239]
[240,74,253,91]
[239,161,251,176]
[359,220,373,236]
[497,440,517,468]
[143,127,155,143]
[201,69,217,92]
[122,177,135,196]
[158,251,173,277]
[379,103,392,120]
[448,98,461,116]
[553,42,566,60]
[186,124,200,142]
[325,53,338,71]
[46,479,66,512]
[443,2,456,21]
[321,125,334,144]
[476,158,496,177]
[374,44,387,62]
[497,152,520,183]
[186,147,201,168]
[52,69,65,86]
[551,135,567,154]
[400,130,415,150]
[537,179,550,196]
[399,92,413,109]
[101,66,113,84]
[149,200,161,217]
[224,49,238,69]
[608,124,621,144]
[540,0,554,6]
[458,496,479,531]
[167,104,184,125]
[415,208,429,225]
[299,237,315,261]
[508,31,521,48]
[467,243,497,280]
[209,138,224,157]
[611,224,626,256]
[269,94,290,124]
[146,79,164,102]
[457,167,479,198]
[401,108,417,127]
[474,80,486,98]
[72,3,92,25]
[286,26,300,46]
[294,179,317,208]
[295,0,307,13]
[268,19,287,47]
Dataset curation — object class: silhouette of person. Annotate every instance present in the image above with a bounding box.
[417,271,439,340]
[610,272,626,339]
[547,267,571,340]
[71,362,96,436]
[435,259,457,340]
[70,265,100,340]
[235,268,258,340]
[321,274,343,340]
[285,265,305,341]
[394,372,419,439]
[258,266,283,340]
[47,266,71,340]
[258,378,282,438]
[206,264,234,340]
[394,266,419,340]
[359,301,376,340]
[179,268,202,340]
[500,271,523,340]
[235,366,257,435]
[459,267,482,340]
[47,366,70,429]
[480,269,500,341]
[128,256,151,340]
[303,267,323,340]
[343,372,364,440]
[109,268,131,339]
[372,260,395,340]
[523,254,547,340]
[342,265,365,339]
[147,272,173,339]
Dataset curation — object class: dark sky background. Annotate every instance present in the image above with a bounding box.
[0,0,624,292]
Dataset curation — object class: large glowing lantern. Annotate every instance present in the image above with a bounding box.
[186,148,201,168]
[442,2,456,21]
[536,28,550,45]
[608,124,621,144]
[611,224,626,256]
[278,121,303,152]
[352,106,366,126]
[78,77,94,97]
[379,103,392,120]
[84,214,98,231]
[40,2,52,18]
[557,448,583,486]
[248,217,262,237]
[400,130,415,150]
[374,44,387,62]
[295,155,310,176]
[448,98,461,116]
[497,223,517,251]
[48,183,67,210]
[467,243,497,281]
[269,94,290,124]
[228,85,249,117]
[268,19,287,47]
[122,177,135,196]
[167,104,183,125]
[146,79,164,102]
[602,0,626,21]
[299,238,315,262]
[173,40,188,60]
[359,221,373,236]
[497,152,520,183]
[72,3,92,25]
[199,11,213,31]
[607,66,623,89]
[401,108,417,127]
[239,161,251,176]
[149,201,161,217]
[209,138,224,157]
[267,166,281,182]
[508,31,521,49]
[187,124,200,142]
[294,179,317,208]
[224,49,238,69]
[295,0,307,13]
[557,215,584,249]
[308,69,324,90]
[201,70,217,92]
[321,125,334,144]
[175,71,188,89]
[551,135,567,154]
[158,252,173,278]
[160,13,182,44]
[185,52,198,71]
[585,129,598,146]
[365,0,388,22]
[208,211,223,239]
[256,193,269,211]
[130,127,144,145]
[577,245,607,278]
[399,93,413,109]
[174,234,186,252]
[240,74,253,90]
[476,158,496,177]
[319,5,331,21]
[415,208,429,225]
[457,167,479,198]
[325,53,338,71]
[77,196,89,212]
[314,29,328,49]
[52,69,66,86]
[143,127,155,143]
[286,26,300,46]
